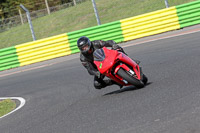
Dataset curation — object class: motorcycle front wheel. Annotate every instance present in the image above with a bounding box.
[117,68,144,88]
[141,74,148,85]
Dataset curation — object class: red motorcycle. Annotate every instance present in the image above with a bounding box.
[93,47,148,88]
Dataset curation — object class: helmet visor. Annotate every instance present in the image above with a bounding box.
[81,44,90,51]
[80,41,91,53]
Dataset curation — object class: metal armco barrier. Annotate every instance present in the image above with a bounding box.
[0,0,200,71]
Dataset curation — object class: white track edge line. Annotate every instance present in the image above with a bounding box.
[0,97,26,119]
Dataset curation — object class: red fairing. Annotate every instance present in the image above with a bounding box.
[115,52,141,80]
[114,64,130,74]
[94,47,141,86]
[94,48,118,74]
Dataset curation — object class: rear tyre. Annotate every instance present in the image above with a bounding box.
[117,68,144,88]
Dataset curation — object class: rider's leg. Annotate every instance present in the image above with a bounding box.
[93,75,107,89]
[94,75,123,89]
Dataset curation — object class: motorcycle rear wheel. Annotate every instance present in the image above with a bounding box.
[117,68,144,88]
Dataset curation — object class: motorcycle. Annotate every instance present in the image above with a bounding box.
[93,47,148,88]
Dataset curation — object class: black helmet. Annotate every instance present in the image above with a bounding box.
[77,36,92,54]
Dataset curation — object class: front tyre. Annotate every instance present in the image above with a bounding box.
[117,68,144,88]
[142,74,148,85]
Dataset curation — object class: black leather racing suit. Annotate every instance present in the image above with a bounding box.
[80,40,123,89]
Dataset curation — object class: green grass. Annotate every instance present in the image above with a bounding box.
[0,0,195,49]
[0,99,16,117]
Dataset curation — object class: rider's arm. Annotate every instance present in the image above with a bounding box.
[92,40,119,48]
[80,55,100,77]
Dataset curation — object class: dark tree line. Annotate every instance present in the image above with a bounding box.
[0,0,72,20]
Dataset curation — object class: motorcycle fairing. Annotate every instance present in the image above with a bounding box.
[94,48,118,74]
[115,53,141,80]
[93,47,141,85]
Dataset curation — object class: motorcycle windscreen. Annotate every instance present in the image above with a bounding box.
[93,48,105,61]
[93,47,118,74]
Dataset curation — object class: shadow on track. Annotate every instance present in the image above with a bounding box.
[103,82,152,96]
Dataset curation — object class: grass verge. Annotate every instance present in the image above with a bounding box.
[0,0,195,49]
[0,99,16,117]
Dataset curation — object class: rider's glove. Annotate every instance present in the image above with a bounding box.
[112,44,119,50]
[112,44,121,50]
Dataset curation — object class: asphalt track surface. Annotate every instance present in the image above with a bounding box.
[1,25,200,133]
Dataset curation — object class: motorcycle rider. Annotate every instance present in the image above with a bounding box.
[77,36,125,89]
